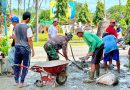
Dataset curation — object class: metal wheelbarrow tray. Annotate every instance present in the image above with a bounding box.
[31,60,70,87]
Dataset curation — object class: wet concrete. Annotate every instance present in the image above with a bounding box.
[0,47,130,90]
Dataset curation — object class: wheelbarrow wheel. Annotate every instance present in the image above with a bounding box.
[34,80,43,87]
[56,70,67,85]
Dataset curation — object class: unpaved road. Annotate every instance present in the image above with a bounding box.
[0,46,130,90]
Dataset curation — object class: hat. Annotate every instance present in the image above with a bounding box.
[53,18,59,22]
[128,25,130,29]
[10,16,19,22]
[65,32,73,41]
[76,27,84,34]
[110,19,115,23]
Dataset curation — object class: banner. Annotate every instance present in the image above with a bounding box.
[50,0,57,19]
[68,1,75,19]
[50,1,75,19]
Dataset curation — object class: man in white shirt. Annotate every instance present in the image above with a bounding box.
[48,18,59,39]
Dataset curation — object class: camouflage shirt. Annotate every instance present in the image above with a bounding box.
[46,35,68,50]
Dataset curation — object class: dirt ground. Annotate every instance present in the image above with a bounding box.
[0,47,130,90]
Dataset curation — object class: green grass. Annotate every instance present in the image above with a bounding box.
[33,33,85,47]
[33,41,86,47]
[34,33,83,41]
[7,33,86,47]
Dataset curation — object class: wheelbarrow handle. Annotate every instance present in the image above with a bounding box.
[14,64,31,70]
[14,64,44,72]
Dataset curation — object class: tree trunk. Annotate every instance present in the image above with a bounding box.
[36,0,39,42]
[28,0,30,9]
[18,0,20,17]
[24,0,25,12]
[9,0,12,15]
[39,0,44,9]
[96,20,109,38]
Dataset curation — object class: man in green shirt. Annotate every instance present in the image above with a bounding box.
[125,25,130,68]
[76,27,104,83]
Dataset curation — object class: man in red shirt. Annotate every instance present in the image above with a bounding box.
[105,19,117,70]
[106,19,117,38]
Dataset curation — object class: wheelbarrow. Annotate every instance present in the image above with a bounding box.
[31,60,70,87]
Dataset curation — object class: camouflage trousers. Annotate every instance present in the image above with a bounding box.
[44,43,59,61]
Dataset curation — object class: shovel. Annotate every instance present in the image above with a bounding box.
[58,52,84,71]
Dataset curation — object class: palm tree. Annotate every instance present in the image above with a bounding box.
[36,0,38,42]
[39,0,44,9]
[18,0,20,17]
[0,1,2,18]
[9,0,12,15]
[24,0,25,12]
[28,0,30,10]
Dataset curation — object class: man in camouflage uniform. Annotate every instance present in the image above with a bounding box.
[44,33,73,61]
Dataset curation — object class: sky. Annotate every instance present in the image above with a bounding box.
[9,0,127,12]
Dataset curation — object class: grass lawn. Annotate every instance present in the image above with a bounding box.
[33,33,86,47]
[8,33,86,47]
[33,41,86,47]
[8,40,86,48]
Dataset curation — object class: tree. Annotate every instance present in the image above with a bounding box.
[107,5,126,22]
[93,0,104,26]
[9,0,12,15]
[78,2,91,24]
[55,0,69,24]
[28,0,30,9]
[125,0,130,25]
[75,2,82,19]
[39,10,50,21]
[119,19,127,35]
[39,0,44,9]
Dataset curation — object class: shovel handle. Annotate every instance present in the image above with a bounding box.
[58,52,84,70]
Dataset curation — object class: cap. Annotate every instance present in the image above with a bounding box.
[128,25,130,29]
[10,16,19,22]
[110,19,115,23]
[53,18,59,22]
[76,27,84,34]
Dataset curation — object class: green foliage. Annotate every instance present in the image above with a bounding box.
[93,0,104,25]
[107,5,126,22]
[34,33,48,41]
[75,2,82,19]
[39,10,50,22]
[29,12,38,28]
[0,37,9,55]
[125,0,130,24]
[78,2,91,24]
[55,0,69,24]
[12,9,24,16]
[119,19,127,35]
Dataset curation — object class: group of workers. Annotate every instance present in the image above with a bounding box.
[7,10,130,88]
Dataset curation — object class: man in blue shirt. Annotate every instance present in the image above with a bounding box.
[102,33,120,73]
